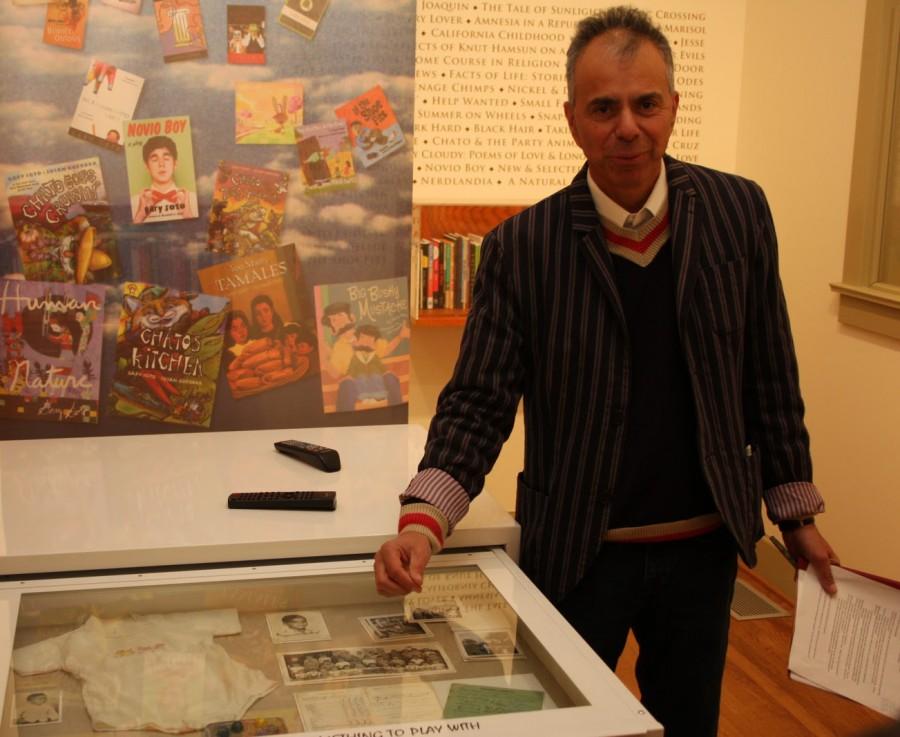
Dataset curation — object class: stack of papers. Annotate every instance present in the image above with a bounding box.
[789,567,900,718]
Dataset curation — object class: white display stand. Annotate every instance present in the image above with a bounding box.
[0,424,519,577]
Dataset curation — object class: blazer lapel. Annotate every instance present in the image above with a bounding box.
[569,167,627,330]
[666,157,703,329]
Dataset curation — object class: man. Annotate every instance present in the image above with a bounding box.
[375,6,839,737]
[131,136,197,224]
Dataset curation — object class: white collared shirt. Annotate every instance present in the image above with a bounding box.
[586,162,668,229]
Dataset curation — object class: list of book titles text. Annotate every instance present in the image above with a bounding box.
[413,1,709,204]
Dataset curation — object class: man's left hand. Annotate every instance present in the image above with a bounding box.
[783,523,840,595]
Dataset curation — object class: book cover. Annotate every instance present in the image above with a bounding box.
[207,161,288,256]
[5,157,119,284]
[197,245,316,399]
[0,279,106,424]
[69,60,145,152]
[124,116,198,224]
[43,0,88,50]
[227,5,266,65]
[313,277,409,414]
[278,0,330,40]
[295,120,355,194]
[109,282,229,427]
[235,80,303,145]
[101,0,143,12]
[334,85,405,168]
[153,0,208,63]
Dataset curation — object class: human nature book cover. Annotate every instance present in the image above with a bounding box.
[69,59,145,152]
[227,5,266,65]
[43,0,88,50]
[313,277,409,414]
[124,116,198,224]
[235,79,303,145]
[109,282,229,428]
[5,157,119,284]
[295,120,355,194]
[207,161,288,256]
[153,0,208,63]
[0,279,106,424]
[334,85,405,168]
[197,244,316,399]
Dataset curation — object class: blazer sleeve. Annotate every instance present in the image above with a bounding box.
[416,225,526,509]
[743,183,824,520]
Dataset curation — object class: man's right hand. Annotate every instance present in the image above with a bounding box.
[374,531,432,596]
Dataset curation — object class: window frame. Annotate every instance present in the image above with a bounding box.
[831,0,900,339]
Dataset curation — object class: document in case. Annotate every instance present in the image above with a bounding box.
[294,683,442,731]
[789,567,900,718]
[442,683,544,719]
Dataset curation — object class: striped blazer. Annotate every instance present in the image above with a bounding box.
[420,156,817,602]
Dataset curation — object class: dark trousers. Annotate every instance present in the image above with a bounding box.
[558,527,738,737]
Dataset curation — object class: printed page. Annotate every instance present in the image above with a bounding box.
[789,567,900,718]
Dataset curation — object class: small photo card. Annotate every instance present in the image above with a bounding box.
[10,689,62,726]
[266,610,331,644]
[452,628,524,661]
[403,594,464,623]
[278,644,455,685]
[359,614,432,642]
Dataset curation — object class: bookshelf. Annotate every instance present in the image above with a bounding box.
[412,204,527,326]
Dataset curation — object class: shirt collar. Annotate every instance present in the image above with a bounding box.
[586,162,668,229]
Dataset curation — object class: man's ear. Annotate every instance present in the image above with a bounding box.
[563,101,581,149]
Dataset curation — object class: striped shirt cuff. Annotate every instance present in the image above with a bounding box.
[399,467,471,532]
[764,481,825,523]
[398,503,449,554]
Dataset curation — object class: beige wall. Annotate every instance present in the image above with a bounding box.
[410,0,900,582]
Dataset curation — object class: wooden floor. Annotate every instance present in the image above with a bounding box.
[614,565,893,737]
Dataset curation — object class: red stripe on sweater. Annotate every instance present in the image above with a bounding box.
[399,512,444,546]
[603,212,670,254]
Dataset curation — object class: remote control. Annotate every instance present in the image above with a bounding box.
[228,491,337,511]
[274,439,341,472]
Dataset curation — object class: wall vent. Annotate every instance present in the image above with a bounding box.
[730,579,790,620]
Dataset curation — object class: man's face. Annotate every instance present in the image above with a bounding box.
[564,33,678,212]
[145,147,176,187]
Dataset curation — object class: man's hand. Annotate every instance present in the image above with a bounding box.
[783,523,840,595]
[374,531,432,596]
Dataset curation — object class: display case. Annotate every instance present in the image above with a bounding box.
[0,424,660,735]
[0,551,660,737]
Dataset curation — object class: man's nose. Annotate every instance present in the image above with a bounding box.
[615,107,640,139]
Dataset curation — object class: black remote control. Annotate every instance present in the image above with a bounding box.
[274,439,341,472]
[228,491,337,511]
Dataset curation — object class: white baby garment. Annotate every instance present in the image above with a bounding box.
[13,609,276,733]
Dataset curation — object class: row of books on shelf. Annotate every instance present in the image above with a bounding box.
[411,233,484,317]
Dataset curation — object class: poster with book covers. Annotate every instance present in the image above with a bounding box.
[235,80,303,145]
[0,279,106,424]
[207,161,288,256]
[197,245,316,399]
[69,60,145,152]
[334,85,406,168]
[5,157,119,284]
[153,0,208,63]
[314,277,409,414]
[101,0,143,13]
[278,0,330,40]
[108,282,229,428]
[227,5,266,65]
[43,0,88,50]
[124,116,198,224]
[295,121,355,194]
